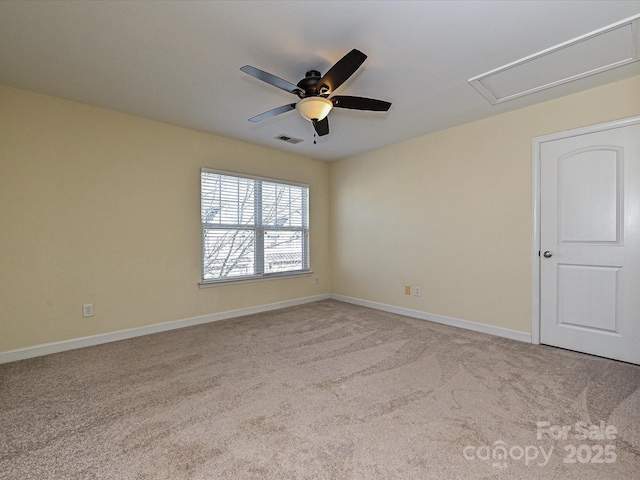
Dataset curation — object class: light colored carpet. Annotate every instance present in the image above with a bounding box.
[1,299,639,479]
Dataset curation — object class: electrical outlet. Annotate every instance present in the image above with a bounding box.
[82,304,94,318]
[405,285,411,295]
[413,286,421,297]
[315,276,319,285]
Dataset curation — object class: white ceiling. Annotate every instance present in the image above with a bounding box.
[1,1,639,161]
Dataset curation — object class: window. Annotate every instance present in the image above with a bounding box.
[200,169,309,283]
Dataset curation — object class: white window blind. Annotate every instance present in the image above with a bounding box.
[201,169,309,283]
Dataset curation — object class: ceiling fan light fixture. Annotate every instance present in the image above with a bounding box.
[296,96,333,122]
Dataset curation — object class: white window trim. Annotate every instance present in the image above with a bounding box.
[198,270,313,288]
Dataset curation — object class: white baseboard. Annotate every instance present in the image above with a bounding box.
[0,293,530,365]
[330,294,532,343]
[0,294,330,365]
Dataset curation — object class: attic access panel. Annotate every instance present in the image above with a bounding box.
[469,15,640,104]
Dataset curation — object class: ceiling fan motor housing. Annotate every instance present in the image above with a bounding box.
[297,70,326,96]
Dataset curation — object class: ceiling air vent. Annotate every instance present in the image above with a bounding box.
[275,134,303,145]
[469,14,640,104]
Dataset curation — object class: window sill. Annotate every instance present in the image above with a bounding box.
[198,270,313,288]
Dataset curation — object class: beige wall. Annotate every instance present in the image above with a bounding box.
[330,75,640,333]
[2,76,639,354]
[0,85,331,352]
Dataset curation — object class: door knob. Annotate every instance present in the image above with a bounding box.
[543,251,552,258]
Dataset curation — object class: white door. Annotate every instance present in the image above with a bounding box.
[539,120,640,365]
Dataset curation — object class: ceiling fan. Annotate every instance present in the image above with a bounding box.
[240,49,391,137]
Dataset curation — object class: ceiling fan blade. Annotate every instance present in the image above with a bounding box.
[317,49,367,94]
[312,117,329,136]
[248,103,297,123]
[331,96,391,111]
[240,65,303,95]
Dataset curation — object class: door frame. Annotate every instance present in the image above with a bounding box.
[531,115,640,345]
